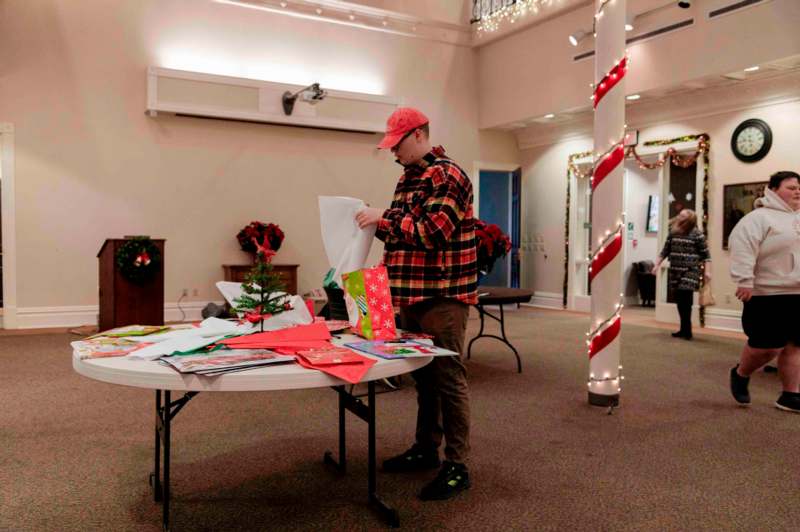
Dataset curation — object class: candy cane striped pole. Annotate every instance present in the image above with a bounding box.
[588,0,626,407]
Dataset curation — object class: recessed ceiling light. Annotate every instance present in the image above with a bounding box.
[315,7,323,15]
[279,1,287,7]
[744,66,760,72]
[381,20,388,26]
[626,94,641,101]
[348,13,355,21]
[544,113,555,119]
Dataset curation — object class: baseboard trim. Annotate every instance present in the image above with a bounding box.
[12,301,224,330]
[525,291,564,310]
[704,307,743,333]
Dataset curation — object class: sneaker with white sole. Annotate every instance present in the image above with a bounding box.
[775,392,800,413]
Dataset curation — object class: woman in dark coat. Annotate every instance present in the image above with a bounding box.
[651,209,711,339]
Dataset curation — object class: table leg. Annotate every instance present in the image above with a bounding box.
[325,383,400,528]
[367,381,400,528]
[323,385,347,474]
[467,304,487,360]
[466,304,523,373]
[150,390,162,502]
[150,390,198,531]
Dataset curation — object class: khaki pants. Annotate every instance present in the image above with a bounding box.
[400,297,471,464]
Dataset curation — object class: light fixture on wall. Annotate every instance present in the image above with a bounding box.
[625,13,635,31]
[744,65,760,72]
[569,29,589,46]
[282,83,327,115]
[626,94,641,100]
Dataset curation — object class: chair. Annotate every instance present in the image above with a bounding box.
[634,260,656,307]
[319,286,350,320]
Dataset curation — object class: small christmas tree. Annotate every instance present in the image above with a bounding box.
[233,236,291,332]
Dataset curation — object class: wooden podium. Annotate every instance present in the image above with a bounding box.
[98,239,165,331]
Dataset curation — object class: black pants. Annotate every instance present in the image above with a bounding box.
[675,289,693,336]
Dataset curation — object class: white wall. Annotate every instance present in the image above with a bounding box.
[519,98,800,316]
[478,0,800,128]
[0,0,519,327]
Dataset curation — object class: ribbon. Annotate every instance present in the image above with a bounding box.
[589,316,621,359]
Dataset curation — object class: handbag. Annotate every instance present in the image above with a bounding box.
[699,282,715,306]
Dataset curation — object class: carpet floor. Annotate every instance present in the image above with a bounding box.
[1,308,798,531]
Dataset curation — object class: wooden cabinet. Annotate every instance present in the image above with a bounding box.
[222,264,299,295]
[98,239,165,331]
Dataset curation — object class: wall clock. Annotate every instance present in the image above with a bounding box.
[731,118,772,162]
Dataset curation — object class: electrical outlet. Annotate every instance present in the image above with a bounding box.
[181,288,188,297]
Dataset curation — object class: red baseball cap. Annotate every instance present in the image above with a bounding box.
[377,107,429,149]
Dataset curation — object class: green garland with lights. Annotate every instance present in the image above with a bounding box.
[563,135,711,326]
[563,150,593,308]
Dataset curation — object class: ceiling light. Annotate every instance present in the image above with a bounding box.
[569,29,589,46]
[544,113,555,119]
[381,19,388,26]
[348,13,355,21]
[315,7,322,15]
[744,66,760,72]
[626,94,641,101]
[279,1,287,7]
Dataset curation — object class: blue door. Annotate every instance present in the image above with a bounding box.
[478,170,519,286]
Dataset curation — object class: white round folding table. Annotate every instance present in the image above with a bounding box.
[73,342,431,531]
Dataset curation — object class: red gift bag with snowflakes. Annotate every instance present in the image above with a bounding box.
[341,265,397,340]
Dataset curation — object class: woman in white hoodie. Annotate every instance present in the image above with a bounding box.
[729,171,800,413]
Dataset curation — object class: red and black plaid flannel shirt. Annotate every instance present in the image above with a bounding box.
[375,146,478,307]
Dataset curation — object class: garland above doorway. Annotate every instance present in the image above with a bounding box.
[563,134,711,325]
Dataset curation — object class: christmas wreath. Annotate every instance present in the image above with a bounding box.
[116,237,161,283]
[237,221,284,254]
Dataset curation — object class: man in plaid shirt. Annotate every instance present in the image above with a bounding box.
[356,107,477,501]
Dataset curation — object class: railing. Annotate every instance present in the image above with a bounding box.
[470,0,517,23]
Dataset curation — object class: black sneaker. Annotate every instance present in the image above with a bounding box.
[729,366,751,405]
[419,461,470,501]
[775,392,800,413]
[382,445,440,473]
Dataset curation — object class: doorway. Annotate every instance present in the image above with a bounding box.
[566,141,706,327]
[654,158,704,326]
[477,167,521,288]
[623,160,660,313]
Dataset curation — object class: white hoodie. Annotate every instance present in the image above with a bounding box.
[729,187,800,295]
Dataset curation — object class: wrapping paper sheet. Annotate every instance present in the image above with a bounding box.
[318,196,376,287]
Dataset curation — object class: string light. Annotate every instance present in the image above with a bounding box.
[474,0,552,34]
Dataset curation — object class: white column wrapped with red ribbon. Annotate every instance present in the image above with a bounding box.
[588,0,626,407]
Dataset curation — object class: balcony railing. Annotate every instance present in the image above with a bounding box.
[470,0,517,23]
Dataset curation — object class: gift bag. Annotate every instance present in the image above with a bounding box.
[341,265,397,340]
[700,283,716,306]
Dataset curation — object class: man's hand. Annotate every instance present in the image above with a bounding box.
[355,207,384,229]
[735,287,752,302]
